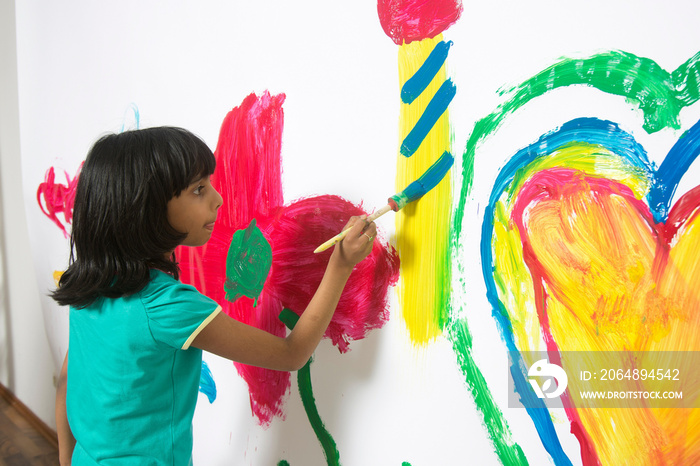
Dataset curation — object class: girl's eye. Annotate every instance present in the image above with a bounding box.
[193,185,205,195]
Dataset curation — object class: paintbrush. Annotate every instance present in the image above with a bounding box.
[313,151,454,253]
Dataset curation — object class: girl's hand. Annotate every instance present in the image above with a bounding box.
[330,215,376,270]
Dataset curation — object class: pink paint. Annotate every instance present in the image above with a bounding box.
[265,196,400,352]
[664,184,700,242]
[377,0,463,45]
[36,164,82,238]
[177,91,399,426]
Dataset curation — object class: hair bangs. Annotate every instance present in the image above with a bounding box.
[166,128,217,197]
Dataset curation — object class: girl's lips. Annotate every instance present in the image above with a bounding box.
[205,222,215,231]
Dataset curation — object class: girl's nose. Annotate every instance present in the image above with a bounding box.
[214,188,223,210]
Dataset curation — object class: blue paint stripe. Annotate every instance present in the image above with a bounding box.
[401,151,454,203]
[401,41,453,104]
[400,79,456,157]
[649,118,700,222]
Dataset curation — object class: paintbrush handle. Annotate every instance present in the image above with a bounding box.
[313,204,393,253]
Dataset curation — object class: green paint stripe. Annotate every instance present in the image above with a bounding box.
[448,317,529,466]
[279,309,341,466]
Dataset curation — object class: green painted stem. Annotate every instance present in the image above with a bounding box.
[279,309,341,466]
[448,317,528,465]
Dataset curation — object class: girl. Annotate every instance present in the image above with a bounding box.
[53,127,376,465]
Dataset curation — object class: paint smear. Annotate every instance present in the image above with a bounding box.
[264,196,400,352]
[37,104,143,238]
[199,360,217,404]
[447,318,529,465]
[280,309,340,466]
[177,92,400,426]
[224,218,272,306]
[120,103,141,133]
[484,117,700,465]
[37,164,82,238]
[377,0,463,45]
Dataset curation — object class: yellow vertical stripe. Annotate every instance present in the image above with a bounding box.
[396,35,452,345]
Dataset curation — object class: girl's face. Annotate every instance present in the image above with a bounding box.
[167,175,223,247]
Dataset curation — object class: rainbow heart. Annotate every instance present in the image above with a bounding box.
[487,118,700,465]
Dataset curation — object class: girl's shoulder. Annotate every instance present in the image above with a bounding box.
[140,269,214,309]
[142,269,186,296]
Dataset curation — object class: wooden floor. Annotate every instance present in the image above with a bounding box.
[0,385,58,465]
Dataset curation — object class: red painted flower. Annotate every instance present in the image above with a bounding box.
[177,91,400,426]
[377,0,463,45]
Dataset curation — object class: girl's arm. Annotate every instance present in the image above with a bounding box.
[56,352,75,465]
[192,216,376,371]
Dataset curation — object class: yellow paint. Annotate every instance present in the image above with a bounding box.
[492,141,699,463]
[520,171,699,465]
[396,35,452,345]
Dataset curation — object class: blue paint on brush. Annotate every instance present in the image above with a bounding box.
[400,79,456,157]
[199,360,217,403]
[401,41,453,104]
[390,151,454,210]
[314,151,453,253]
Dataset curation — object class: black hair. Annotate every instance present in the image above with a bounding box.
[51,126,216,308]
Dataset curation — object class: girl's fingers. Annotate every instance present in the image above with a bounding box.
[344,215,366,236]
[341,215,363,233]
[340,215,376,252]
[331,215,375,265]
[359,223,377,244]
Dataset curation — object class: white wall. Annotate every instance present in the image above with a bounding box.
[0,0,58,429]
[6,1,700,465]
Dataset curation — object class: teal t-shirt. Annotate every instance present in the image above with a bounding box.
[67,269,221,465]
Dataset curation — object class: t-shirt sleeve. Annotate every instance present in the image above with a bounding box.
[142,276,221,350]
